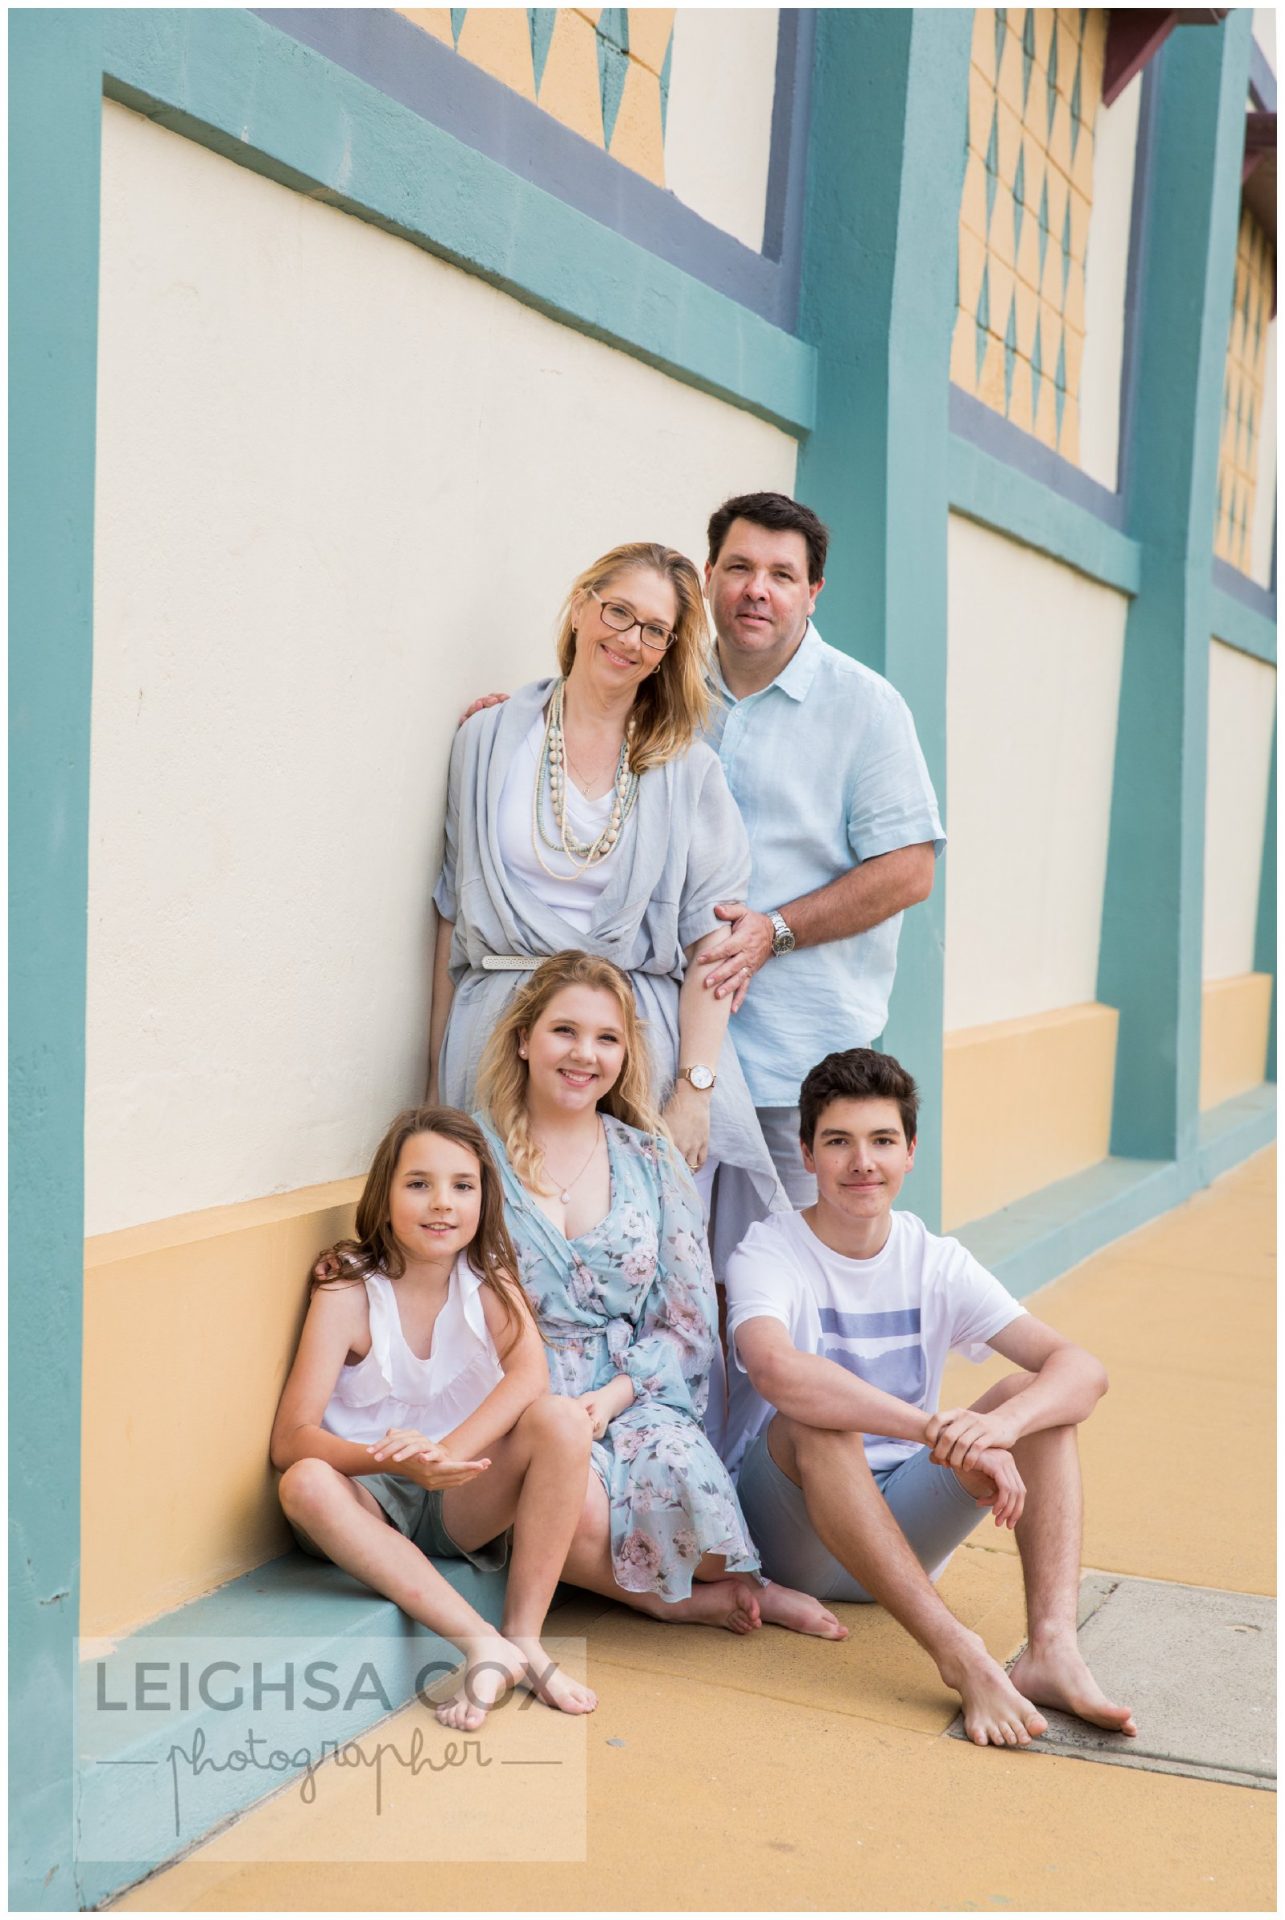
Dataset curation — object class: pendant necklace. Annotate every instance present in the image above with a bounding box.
[539,1117,603,1205]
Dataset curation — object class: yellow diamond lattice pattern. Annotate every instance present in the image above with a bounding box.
[396,8,674,187]
[1215,207,1275,576]
[953,8,1106,465]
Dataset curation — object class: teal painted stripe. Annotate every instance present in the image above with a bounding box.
[948,433,1142,595]
[794,9,973,1231]
[1098,18,1253,1165]
[1195,1082,1276,1181]
[1210,584,1277,663]
[94,9,814,434]
[9,15,101,1909]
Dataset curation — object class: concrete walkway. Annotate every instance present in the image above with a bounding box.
[115,1148,1275,1913]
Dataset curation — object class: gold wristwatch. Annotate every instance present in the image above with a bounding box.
[678,1064,716,1091]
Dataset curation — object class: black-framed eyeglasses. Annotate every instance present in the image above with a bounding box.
[589,589,675,653]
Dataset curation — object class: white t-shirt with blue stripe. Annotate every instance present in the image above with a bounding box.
[722,1208,1025,1475]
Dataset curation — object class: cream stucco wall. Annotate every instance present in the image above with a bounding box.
[1079,72,1141,493]
[1202,639,1276,982]
[87,102,797,1235]
[663,9,778,252]
[1252,9,1276,70]
[1249,316,1276,591]
[944,516,1127,1032]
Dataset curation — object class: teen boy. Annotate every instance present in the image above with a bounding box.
[722,1048,1135,1748]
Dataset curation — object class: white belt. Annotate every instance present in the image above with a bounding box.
[481,954,539,972]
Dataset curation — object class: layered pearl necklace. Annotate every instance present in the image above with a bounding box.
[532,678,639,879]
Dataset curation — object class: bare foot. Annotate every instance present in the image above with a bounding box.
[1011,1639,1137,1736]
[434,1634,527,1732]
[506,1635,598,1716]
[757,1580,849,1640]
[941,1635,1049,1748]
[663,1575,762,1633]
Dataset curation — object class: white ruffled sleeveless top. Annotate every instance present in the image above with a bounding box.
[321,1251,504,1447]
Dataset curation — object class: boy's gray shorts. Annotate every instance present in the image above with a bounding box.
[736,1426,986,1602]
[289,1470,508,1574]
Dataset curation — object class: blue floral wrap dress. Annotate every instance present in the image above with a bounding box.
[480,1112,761,1600]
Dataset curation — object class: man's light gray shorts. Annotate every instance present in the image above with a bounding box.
[755,1106,817,1207]
[736,1425,987,1602]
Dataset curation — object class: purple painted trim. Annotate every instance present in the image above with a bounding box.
[1250,39,1276,111]
[948,385,1128,529]
[1212,555,1278,619]
[253,7,809,330]
[763,8,815,316]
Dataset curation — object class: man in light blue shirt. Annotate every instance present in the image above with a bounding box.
[697,493,944,1205]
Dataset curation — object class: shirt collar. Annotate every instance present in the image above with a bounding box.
[710,620,822,706]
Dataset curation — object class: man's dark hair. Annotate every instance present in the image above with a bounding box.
[798,1048,920,1149]
[707,492,830,585]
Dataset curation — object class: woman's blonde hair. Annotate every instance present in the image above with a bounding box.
[476,951,666,1192]
[555,542,711,773]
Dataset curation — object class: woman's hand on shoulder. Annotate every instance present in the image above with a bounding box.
[312,1245,365,1288]
[458,692,509,725]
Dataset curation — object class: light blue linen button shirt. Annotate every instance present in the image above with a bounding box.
[703,621,945,1106]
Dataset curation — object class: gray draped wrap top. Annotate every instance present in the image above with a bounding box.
[431,679,785,1231]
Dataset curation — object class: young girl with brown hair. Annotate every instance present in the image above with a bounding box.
[271,1105,596,1729]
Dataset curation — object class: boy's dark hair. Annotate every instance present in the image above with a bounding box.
[707,491,830,584]
[798,1048,920,1149]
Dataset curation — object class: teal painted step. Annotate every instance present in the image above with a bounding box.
[955,1087,1275,1301]
[75,1551,507,1909]
[1196,1082,1276,1181]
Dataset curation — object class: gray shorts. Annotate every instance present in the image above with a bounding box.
[755,1107,817,1208]
[736,1426,985,1602]
[289,1470,508,1574]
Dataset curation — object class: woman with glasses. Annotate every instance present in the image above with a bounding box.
[428,543,783,1329]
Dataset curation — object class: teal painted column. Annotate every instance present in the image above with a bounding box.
[1098,15,1252,1164]
[1254,729,1276,1082]
[9,14,102,1910]
[794,8,971,1229]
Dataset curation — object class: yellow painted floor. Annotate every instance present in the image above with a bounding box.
[115,1149,1276,1913]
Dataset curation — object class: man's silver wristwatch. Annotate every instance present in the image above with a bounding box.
[768,909,796,956]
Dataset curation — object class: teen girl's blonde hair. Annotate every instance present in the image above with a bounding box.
[476,951,666,1193]
[311,1105,529,1352]
[555,542,712,773]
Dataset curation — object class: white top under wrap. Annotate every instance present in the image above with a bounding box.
[495,715,618,932]
[321,1251,504,1446]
